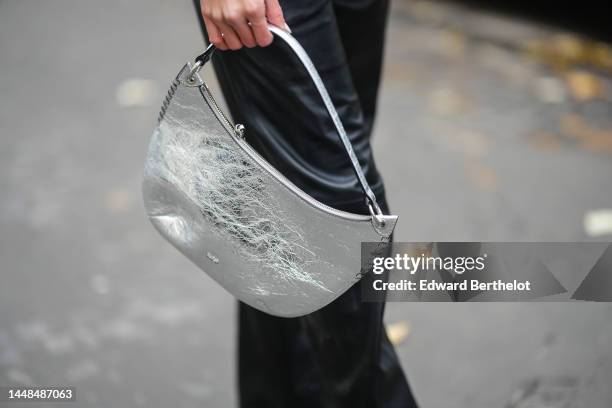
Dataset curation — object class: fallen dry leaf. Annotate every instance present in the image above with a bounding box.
[523,34,612,73]
[565,71,603,101]
[590,43,612,71]
[386,321,411,346]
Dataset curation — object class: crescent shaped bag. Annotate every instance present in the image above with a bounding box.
[142,26,398,317]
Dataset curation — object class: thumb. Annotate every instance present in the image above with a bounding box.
[264,0,291,33]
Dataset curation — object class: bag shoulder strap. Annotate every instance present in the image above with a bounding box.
[193,25,383,217]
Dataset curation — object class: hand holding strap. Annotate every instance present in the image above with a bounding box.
[192,25,383,218]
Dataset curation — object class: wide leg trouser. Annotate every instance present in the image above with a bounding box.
[193,0,418,406]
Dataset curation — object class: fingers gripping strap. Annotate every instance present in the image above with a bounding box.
[194,25,382,215]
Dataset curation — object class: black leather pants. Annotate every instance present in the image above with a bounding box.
[194,1,418,406]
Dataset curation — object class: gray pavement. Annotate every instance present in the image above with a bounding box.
[1,0,612,407]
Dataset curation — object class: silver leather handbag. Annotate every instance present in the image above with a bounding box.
[142,26,397,317]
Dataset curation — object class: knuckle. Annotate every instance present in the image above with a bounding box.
[244,4,259,16]
[244,0,261,14]
[209,10,222,21]
[224,10,242,23]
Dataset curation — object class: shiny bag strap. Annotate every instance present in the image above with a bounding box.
[191,25,383,218]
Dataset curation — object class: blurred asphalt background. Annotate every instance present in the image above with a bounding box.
[1,0,612,407]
